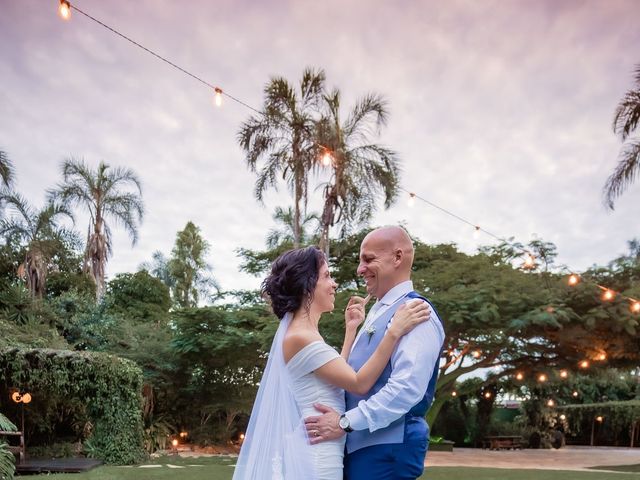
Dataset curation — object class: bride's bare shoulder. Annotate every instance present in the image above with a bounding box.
[283,329,323,363]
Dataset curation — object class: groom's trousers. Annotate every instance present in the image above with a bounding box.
[344,416,428,480]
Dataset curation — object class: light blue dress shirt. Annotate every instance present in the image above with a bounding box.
[345,280,445,432]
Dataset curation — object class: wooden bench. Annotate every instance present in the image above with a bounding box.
[0,430,25,464]
[483,435,523,450]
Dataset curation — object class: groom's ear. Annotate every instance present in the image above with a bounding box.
[392,248,403,266]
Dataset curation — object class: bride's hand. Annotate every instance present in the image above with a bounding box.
[344,294,371,331]
[388,299,431,337]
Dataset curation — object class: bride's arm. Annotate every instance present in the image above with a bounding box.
[316,300,430,395]
[340,295,369,359]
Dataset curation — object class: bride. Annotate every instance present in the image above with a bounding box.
[233,246,430,480]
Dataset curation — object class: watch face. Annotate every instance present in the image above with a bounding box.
[339,416,349,429]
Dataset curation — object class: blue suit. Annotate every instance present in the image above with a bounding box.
[344,285,445,480]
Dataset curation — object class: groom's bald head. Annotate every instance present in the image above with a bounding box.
[357,226,415,299]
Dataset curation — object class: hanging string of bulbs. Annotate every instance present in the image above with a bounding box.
[55,1,639,315]
[57,0,260,114]
[402,185,640,314]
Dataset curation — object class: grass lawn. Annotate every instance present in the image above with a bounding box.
[34,456,640,480]
[589,464,640,473]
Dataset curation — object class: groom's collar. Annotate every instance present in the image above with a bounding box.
[376,280,414,306]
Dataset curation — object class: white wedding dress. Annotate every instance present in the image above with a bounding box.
[287,341,346,480]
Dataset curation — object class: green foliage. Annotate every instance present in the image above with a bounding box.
[105,271,171,322]
[169,222,216,308]
[169,305,272,442]
[0,441,15,480]
[559,400,640,441]
[0,284,33,325]
[0,348,145,464]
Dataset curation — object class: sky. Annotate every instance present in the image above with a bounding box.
[1,0,639,294]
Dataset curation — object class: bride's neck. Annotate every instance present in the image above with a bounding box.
[292,306,321,330]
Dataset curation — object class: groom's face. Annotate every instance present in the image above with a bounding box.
[357,234,396,299]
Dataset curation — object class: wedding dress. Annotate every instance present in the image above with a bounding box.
[233,313,345,480]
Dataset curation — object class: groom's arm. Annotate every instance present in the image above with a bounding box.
[344,310,444,432]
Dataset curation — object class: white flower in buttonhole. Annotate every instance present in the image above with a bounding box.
[365,325,376,344]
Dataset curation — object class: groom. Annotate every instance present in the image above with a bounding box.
[305,226,445,479]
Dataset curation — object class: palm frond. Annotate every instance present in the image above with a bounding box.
[613,90,640,141]
[603,138,640,210]
[0,150,15,188]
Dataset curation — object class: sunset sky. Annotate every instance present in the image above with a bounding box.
[1,0,639,293]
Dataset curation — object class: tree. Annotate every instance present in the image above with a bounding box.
[49,159,144,300]
[139,250,175,291]
[0,193,74,298]
[265,206,320,249]
[315,89,400,255]
[169,222,217,308]
[238,68,325,247]
[604,63,640,209]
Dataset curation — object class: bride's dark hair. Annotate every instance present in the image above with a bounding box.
[261,246,325,318]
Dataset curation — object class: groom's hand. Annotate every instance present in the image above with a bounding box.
[304,403,345,445]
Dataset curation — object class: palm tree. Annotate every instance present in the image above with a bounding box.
[238,68,325,247]
[315,89,400,255]
[0,150,15,189]
[604,63,640,209]
[0,193,74,298]
[49,159,144,300]
[265,206,320,249]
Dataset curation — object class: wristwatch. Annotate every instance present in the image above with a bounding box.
[339,414,353,433]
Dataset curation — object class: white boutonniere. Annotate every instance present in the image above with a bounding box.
[365,325,376,344]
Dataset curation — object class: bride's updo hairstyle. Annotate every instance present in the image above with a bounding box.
[261,246,325,319]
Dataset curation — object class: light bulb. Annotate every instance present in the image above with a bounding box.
[59,0,71,20]
[568,274,579,286]
[515,372,524,381]
[407,193,416,207]
[451,391,457,397]
[559,414,566,420]
[214,87,223,107]
[580,360,589,369]
[631,301,640,313]
[547,399,555,407]
[321,151,333,167]
[602,289,615,301]
[473,226,480,239]
[560,370,568,378]
[538,374,547,382]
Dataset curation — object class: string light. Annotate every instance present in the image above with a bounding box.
[471,350,481,359]
[601,288,615,301]
[523,253,536,270]
[631,301,640,314]
[595,416,603,423]
[59,0,71,20]
[568,274,580,286]
[214,87,223,107]
[559,370,568,378]
[572,391,579,397]
[547,399,555,407]
[538,374,547,382]
[580,360,589,369]
[473,226,481,239]
[484,391,492,399]
[515,372,524,381]
[559,414,566,420]
[407,192,416,207]
[451,391,457,397]
[597,353,607,361]
[56,1,260,114]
